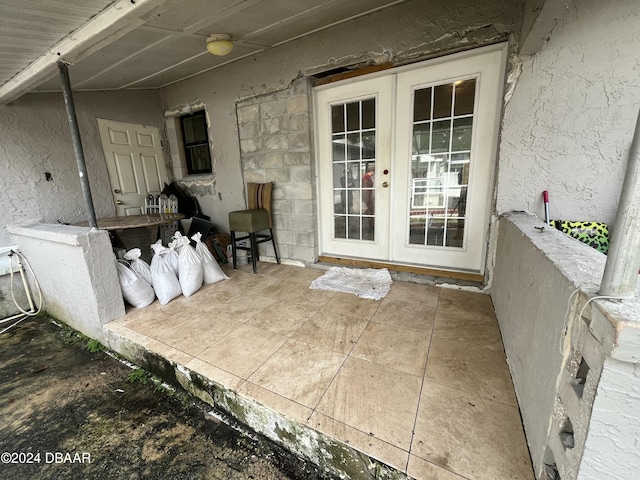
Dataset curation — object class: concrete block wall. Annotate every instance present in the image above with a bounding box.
[543,295,613,480]
[235,78,317,264]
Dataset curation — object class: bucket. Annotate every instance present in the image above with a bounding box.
[236,249,248,265]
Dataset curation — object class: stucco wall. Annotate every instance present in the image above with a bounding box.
[159,0,522,258]
[0,89,167,246]
[8,224,125,340]
[497,0,640,224]
[579,356,640,480]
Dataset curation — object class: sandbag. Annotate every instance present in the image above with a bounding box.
[153,239,179,277]
[171,231,187,254]
[150,243,182,305]
[123,248,152,286]
[192,232,229,285]
[115,260,155,308]
[175,235,203,297]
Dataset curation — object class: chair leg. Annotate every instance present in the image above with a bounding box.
[249,232,258,274]
[230,230,237,270]
[270,228,280,264]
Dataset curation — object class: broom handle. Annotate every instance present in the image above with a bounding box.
[543,191,550,225]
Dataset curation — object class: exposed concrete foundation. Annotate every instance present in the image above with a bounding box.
[100,325,407,480]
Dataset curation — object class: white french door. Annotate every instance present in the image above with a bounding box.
[315,44,505,273]
[315,75,393,260]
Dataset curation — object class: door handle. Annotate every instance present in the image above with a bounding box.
[115,200,123,205]
[114,189,121,194]
[382,181,389,188]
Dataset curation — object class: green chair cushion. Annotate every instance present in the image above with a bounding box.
[228,209,269,233]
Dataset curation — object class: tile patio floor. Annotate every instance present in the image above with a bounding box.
[105,262,533,480]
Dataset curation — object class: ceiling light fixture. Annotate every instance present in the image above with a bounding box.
[206,34,234,56]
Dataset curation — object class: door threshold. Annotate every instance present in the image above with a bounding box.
[317,255,484,283]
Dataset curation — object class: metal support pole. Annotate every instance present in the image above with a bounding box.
[599,108,640,298]
[57,61,98,229]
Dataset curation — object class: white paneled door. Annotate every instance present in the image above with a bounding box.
[97,119,168,216]
[315,45,505,273]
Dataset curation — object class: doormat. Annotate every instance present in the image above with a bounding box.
[310,267,392,300]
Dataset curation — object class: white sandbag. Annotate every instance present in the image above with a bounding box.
[115,260,155,308]
[192,232,229,285]
[149,249,182,305]
[171,231,187,253]
[175,235,203,297]
[123,248,152,286]
[160,239,180,277]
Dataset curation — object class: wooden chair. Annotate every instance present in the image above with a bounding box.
[228,182,280,273]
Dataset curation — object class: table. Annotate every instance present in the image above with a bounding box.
[75,213,184,231]
[76,213,184,260]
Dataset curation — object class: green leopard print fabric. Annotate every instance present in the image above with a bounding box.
[550,220,609,254]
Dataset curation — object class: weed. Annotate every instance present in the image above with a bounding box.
[85,339,104,353]
[174,390,192,408]
[127,368,151,384]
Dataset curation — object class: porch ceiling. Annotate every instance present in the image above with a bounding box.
[0,0,409,104]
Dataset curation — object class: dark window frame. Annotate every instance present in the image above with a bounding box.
[179,110,212,175]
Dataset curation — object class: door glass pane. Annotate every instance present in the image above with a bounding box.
[335,215,346,239]
[454,79,476,116]
[331,98,377,241]
[346,102,360,131]
[408,78,476,249]
[413,87,432,122]
[412,123,430,155]
[332,134,346,161]
[332,104,345,133]
[452,117,473,151]
[431,120,451,153]
[362,132,376,159]
[347,133,361,160]
[433,84,453,119]
[362,99,375,129]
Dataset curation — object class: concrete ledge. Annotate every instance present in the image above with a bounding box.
[9,223,125,339]
[492,212,640,480]
[101,325,407,480]
[8,223,93,246]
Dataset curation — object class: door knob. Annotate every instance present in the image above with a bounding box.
[382,181,389,188]
[116,200,123,205]
[114,189,121,194]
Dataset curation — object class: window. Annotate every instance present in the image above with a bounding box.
[180,111,212,175]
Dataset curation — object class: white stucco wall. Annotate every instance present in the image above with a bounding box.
[159,0,522,234]
[497,0,640,224]
[0,90,167,246]
[8,223,125,340]
[578,356,640,480]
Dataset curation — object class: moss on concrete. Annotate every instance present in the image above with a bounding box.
[102,325,412,480]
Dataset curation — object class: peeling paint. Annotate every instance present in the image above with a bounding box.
[163,100,206,117]
[504,51,523,105]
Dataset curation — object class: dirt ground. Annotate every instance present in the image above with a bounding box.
[0,317,330,480]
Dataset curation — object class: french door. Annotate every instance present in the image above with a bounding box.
[315,45,505,273]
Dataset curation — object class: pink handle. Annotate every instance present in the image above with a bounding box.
[543,191,549,203]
